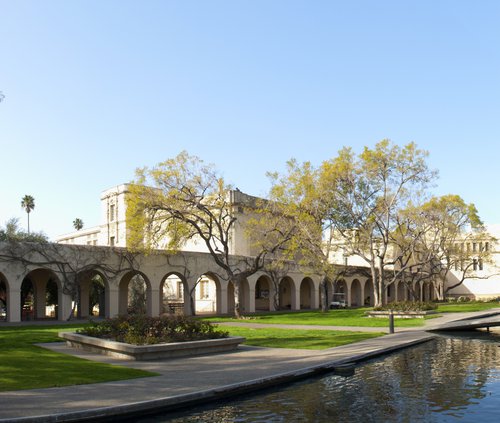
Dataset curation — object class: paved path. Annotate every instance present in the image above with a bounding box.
[1,309,499,422]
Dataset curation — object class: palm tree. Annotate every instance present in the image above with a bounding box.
[73,218,84,231]
[20,195,35,234]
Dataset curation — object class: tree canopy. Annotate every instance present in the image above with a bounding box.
[127,151,295,317]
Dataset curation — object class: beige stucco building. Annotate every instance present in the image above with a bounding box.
[1,185,499,323]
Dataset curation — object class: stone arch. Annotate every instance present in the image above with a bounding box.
[119,271,151,316]
[413,281,422,301]
[279,277,295,310]
[318,278,334,309]
[22,268,62,321]
[194,273,219,315]
[0,272,8,321]
[255,275,273,311]
[77,271,109,319]
[300,277,314,310]
[423,282,434,301]
[396,281,406,302]
[160,273,186,315]
[333,279,347,307]
[364,279,374,306]
[350,279,362,307]
[386,282,396,303]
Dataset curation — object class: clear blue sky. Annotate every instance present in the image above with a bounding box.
[1,0,500,240]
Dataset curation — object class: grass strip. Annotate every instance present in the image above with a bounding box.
[436,302,500,313]
[0,324,158,392]
[204,308,427,327]
[225,326,384,350]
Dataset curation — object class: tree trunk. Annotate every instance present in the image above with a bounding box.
[233,280,242,319]
[320,276,329,312]
[68,286,80,321]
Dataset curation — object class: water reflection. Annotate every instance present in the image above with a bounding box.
[136,333,500,422]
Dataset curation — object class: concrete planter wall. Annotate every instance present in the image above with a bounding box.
[59,332,245,361]
[366,310,437,319]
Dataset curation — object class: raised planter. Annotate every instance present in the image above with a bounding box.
[366,310,437,319]
[59,332,246,361]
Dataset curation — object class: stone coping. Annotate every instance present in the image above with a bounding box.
[366,310,437,319]
[59,332,246,360]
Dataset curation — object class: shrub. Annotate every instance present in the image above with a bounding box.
[457,296,471,303]
[78,315,229,345]
[373,301,437,312]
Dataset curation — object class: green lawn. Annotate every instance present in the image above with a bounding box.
[436,301,500,313]
[225,326,384,349]
[0,324,157,392]
[204,308,428,327]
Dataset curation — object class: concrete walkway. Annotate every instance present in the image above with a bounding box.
[1,310,499,422]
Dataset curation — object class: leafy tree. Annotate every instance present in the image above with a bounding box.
[127,151,294,318]
[0,218,48,242]
[21,195,35,234]
[399,195,495,300]
[269,141,436,307]
[266,159,344,310]
[73,218,84,231]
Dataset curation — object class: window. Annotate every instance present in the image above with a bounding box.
[110,236,115,247]
[473,259,478,271]
[485,242,490,252]
[479,259,484,271]
[109,204,115,222]
[473,243,477,253]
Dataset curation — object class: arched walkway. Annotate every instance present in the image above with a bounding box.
[423,282,434,301]
[161,273,185,314]
[318,279,334,309]
[300,278,314,309]
[78,271,108,319]
[22,269,61,321]
[413,281,422,301]
[255,275,272,311]
[119,271,151,316]
[333,279,347,307]
[279,277,295,310]
[350,279,362,307]
[194,274,219,315]
[386,283,396,303]
[364,279,374,306]
[0,273,7,321]
[396,281,407,302]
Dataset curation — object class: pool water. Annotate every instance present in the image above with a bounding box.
[136,332,500,422]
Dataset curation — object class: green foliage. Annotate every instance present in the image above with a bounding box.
[79,314,229,345]
[0,218,48,242]
[127,276,147,315]
[73,218,84,231]
[373,301,437,312]
[0,324,155,391]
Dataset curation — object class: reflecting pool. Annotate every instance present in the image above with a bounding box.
[136,332,500,422]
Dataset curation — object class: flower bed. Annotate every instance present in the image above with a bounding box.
[59,314,244,360]
[60,331,245,360]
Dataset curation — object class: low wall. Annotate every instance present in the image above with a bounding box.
[366,310,437,319]
[60,332,246,361]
